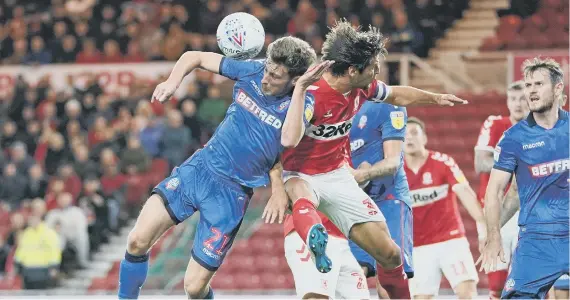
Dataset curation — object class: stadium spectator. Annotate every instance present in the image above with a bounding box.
[139,116,164,158]
[160,110,192,168]
[23,36,52,65]
[179,99,202,142]
[14,211,61,289]
[6,213,26,249]
[120,135,151,175]
[198,86,227,125]
[45,192,90,269]
[26,164,49,201]
[76,38,103,63]
[0,235,10,274]
[72,144,99,179]
[9,142,34,176]
[102,39,123,63]
[0,163,28,211]
[53,35,78,63]
[388,9,422,53]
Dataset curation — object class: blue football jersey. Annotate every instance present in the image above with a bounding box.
[494,109,569,236]
[196,57,314,188]
[349,102,411,206]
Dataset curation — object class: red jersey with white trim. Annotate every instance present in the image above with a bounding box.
[282,78,390,174]
[404,151,469,247]
[474,115,513,204]
[283,212,345,239]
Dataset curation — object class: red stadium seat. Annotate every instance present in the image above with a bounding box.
[211,273,237,289]
[234,273,264,290]
[479,36,503,51]
[0,276,22,290]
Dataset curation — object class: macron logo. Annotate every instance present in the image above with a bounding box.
[523,141,545,150]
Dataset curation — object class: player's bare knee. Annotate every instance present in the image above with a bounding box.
[126,231,152,255]
[183,278,208,299]
[285,178,315,203]
[302,292,329,299]
[413,295,434,299]
[377,243,402,269]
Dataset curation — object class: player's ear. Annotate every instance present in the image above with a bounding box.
[347,66,358,77]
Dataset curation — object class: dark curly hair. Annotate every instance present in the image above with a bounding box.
[321,20,388,76]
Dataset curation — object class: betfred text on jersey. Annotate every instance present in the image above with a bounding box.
[236,90,282,129]
[306,118,353,141]
[529,159,570,178]
[409,184,449,207]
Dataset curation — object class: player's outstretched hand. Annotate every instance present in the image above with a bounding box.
[262,189,289,224]
[435,94,468,106]
[476,234,506,273]
[152,80,178,103]
[297,60,335,88]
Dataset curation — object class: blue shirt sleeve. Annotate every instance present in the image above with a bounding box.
[493,131,518,173]
[303,93,315,126]
[219,57,263,81]
[379,106,407,142]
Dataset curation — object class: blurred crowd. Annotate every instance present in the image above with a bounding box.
[0,69,224,288]
[0,0,468,63]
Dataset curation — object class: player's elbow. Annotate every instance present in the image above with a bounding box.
[281,132,301,148]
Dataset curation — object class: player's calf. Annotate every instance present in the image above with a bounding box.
[455,280,477,299]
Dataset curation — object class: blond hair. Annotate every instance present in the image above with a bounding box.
[522,57,564,85]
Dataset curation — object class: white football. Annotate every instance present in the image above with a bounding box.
[216,12,265,60]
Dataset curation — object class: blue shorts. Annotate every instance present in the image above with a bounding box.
[349,199,414,278]
[152,152,253,271]
[553,275,570,290]
[502,235,569,298]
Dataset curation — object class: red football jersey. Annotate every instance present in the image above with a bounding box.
[474,115,513,204]
[283,211,345,239]
[404,151,469,247]
[281,78,390,174]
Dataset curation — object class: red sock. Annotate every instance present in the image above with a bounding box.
[488,270,508,299]
[377,263,411,299]
[292,198,322,244]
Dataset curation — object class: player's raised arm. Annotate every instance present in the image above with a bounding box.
[281,60,333,148]
[385,85,468,107]
[152,51,223,103]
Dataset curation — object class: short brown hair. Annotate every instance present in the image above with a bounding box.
[407,117,426,132]
[266,36,317,77]
[522,57,564,85]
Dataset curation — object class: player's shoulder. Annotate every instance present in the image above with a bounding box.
[222,57,264,77]
[428,150,458,167]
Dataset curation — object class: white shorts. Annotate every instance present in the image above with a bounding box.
[284,232,370,299]
[496,210,520,270]
[283,165,385,236]
[409,237,479,296]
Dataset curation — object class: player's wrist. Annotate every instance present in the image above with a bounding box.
[476,221,487,240]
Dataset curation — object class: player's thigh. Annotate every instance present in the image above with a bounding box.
[127,188,180,253]
[284,233,341,298]
[283,171,320,205]
[183,257,216,297]
[377,199,414,278]
[335,241,370,299]
[409,244,443,297]
[349,239,377,278]
[191,179,253,271]
[316,166,385,238]
[439,238,479,290]
[503,237,568,299]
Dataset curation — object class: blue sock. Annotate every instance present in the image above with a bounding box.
[204,287,214,299]
[118,252,149,299]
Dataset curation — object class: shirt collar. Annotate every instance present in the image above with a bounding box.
[526,109,567,127]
